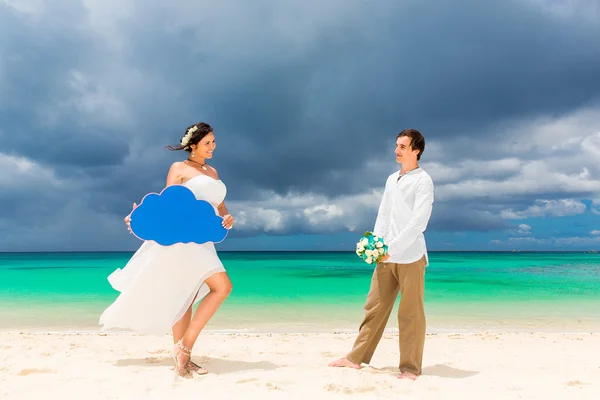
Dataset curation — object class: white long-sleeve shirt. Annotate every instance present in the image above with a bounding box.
[373,167,434,265]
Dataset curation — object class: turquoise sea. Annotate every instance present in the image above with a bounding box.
[1,251,599,333]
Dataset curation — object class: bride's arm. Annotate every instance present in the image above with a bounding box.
[214,168,234,229]
[124,163,182,232]
[218,201,234,229]
[217,202,229,217]
[165,162,184,187]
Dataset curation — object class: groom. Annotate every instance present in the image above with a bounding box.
[329,129,434,380]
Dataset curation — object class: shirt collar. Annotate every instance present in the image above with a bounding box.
[397,166,420,182]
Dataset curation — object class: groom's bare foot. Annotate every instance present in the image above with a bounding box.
[398,371,419,380]
[328,357,361,369]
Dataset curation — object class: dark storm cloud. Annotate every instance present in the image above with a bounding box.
[1,0,600,250]
[0,1,132,168]
[66,0,599,198]
[5,0,600,190]
[223,0,600,189]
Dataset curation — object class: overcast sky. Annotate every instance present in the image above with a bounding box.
[1,0,599,252]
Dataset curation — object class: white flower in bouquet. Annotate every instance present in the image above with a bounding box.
[355,231,389,265]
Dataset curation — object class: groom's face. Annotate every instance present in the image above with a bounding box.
[395,136,418,164]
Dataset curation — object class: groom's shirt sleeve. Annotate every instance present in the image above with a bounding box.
[373,175,393,238]
[387,176,434,257]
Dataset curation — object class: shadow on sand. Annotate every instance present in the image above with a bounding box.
[114,356,281,374]
[368,364,479,379]
[422,364,479,378]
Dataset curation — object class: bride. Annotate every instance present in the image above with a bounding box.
[99,122,234,378]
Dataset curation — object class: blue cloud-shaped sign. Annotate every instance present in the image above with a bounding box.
[129,185,228,246]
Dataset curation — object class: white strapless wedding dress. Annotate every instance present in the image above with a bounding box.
[99,175,227,335]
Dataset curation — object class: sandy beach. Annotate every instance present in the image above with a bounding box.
[1,330,599,399]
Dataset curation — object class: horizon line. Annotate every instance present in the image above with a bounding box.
[0,249,597,254]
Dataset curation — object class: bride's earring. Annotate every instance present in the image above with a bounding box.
[191,151,195,158]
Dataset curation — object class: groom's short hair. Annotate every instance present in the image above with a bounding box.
[397,129,425,160]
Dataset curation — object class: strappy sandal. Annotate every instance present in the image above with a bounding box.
[172,340,193,378]
[187,360,209,375]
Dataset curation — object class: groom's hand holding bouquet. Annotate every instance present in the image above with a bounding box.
[355,231,390,264]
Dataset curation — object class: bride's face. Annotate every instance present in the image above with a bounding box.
[191,132,216,159]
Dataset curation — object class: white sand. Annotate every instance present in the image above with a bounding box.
[1,330,599,399]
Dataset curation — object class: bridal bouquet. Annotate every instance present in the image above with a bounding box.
[355,231,388,264]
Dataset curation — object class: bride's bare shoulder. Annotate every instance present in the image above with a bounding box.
[166,161,189,185]
[170,161,187,170]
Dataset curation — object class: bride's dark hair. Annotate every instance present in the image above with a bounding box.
[165,122,213,153]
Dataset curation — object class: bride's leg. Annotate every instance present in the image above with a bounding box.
[171,304,193,378]
[173,295,206,374]
[172,304,192,344]
[181,272,232,350]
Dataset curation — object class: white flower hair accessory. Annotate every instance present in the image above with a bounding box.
[181,125,198,148]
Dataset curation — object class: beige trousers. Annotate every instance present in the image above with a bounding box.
[346,255,427,374]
